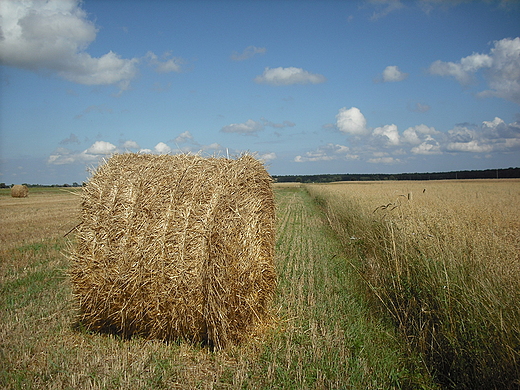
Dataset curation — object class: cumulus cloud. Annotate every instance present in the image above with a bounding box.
[444,118,520,153]
[122,140,140,150]
[48,140,117,165]
[154,142,171,154]
[221,119,264,135]
[381,65,408,82]
[295,143,358,162]
[429,37,520,104]
[47,136,233,166]
[86,141,117,155]
[0,0,139,90]
[336,107,370,136]
[146,51,184,73]
[305,105,520,167]
[411,136,442,155]
[373,124,400,145]
[446,140,494,153]
[174,131,195,144]
[254,67,326,86]
[231,46,266,61]
[429,53,493,85]
[0,0,139,89]
[402,124,440,145]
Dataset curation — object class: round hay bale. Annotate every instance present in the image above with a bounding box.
[69,153,276,349]
[11,184,28,198]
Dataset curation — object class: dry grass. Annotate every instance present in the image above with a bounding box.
[306,179,520,389]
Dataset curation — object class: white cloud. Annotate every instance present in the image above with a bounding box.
[402,124,439,145]
[254,67,326,86]
[381,65,408,82]
[295,143,358,162]
[477,37,520,104]
[445,117,520,153]
[336,107,370,136]
[221,119,264,135]
[411,136,442,155]
[86,141,117,155]
[47,147,85,165]
[231,46,266,61]
[154,142,171,154]
[48,141,117,165]
[446,140,494,153]
[200,143,222,151]
[0,0,139,90]
[367,156,401,164]
[429,53,492,85]
[122,140,140,150]
[174,131,195,144]
[373,124,400,145]
[258,152,277,162]
[146,51,184,73]
[429,37,520,104]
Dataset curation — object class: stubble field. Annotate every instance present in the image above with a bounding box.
[1,180,518,389]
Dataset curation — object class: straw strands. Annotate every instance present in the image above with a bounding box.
[69,153,276,349]
[11,184,28,198]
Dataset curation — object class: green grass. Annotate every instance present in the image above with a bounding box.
[0,186,436,389]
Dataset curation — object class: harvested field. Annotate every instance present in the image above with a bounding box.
[0,182,432,389]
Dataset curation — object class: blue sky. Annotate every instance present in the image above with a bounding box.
[1,0,519,184]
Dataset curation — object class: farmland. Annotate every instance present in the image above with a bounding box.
[306,179,520,389]
[1,180,518,389]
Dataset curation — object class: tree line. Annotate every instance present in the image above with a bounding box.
[273,167,520,183]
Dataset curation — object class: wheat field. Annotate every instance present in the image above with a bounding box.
[306,179,520,389]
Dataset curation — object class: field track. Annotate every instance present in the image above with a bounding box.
[0,186,431,389]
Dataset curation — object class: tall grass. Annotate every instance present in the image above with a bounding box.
[306,180,520,389]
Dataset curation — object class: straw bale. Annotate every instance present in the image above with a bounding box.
[11,184,28,198]
[69,153,276,349]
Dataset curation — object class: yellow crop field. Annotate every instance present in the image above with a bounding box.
[306,179,520,389]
